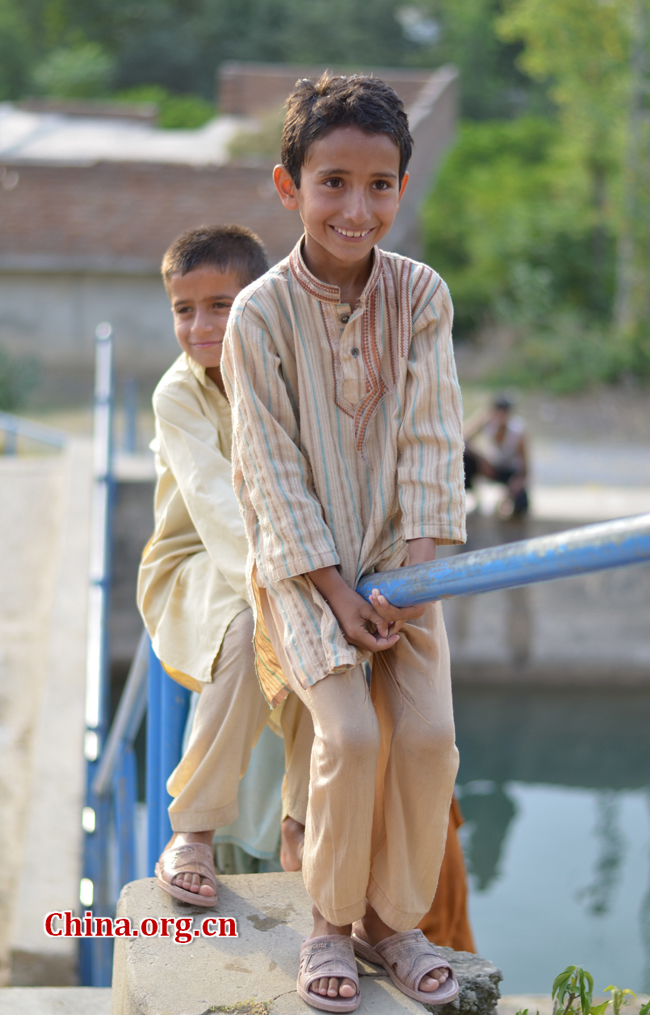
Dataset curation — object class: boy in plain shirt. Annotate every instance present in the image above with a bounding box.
[222,75,465,1010]
[137,225,308,904]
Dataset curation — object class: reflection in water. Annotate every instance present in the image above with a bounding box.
[458,781,517,891]
[576,791,625,916]
[455,688,650,993]
[505,587,531,665]
[455,687,650,790]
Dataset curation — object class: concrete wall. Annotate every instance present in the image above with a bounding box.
[0,272,177,374]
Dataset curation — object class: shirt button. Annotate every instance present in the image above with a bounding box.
[350,347,360,358]
[340,314,350,324]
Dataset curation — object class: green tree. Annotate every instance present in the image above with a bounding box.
[33,41,115,97]
[423,0,548,119]
[422,116,603,334]
[497,0,631,311]
[615,0,650,370]
[0,0,34,98]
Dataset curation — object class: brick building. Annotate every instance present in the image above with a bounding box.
[0,63,457,377]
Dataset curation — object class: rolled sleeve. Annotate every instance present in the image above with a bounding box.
[397,282,466,546]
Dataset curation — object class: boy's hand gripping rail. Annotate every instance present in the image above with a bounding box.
[356,513,650,607]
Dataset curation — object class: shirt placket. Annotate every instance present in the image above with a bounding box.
[334,303,365,406]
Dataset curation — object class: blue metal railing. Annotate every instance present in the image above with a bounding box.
[356,513,650,605]
[0,410,68,454]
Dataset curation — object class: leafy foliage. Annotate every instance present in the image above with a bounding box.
[423,117,612,335]
[115,86,214,129]
[0,347,41,412]
[605,986,637,1015]
[516,966,648,1015]
[0,0,535,115]
[32,41,115,97]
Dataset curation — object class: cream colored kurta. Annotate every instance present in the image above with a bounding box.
[222,240,466,703]
[137,353,250,686]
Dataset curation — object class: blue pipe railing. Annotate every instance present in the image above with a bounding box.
[0,410,68,454]
[356,513,650,605]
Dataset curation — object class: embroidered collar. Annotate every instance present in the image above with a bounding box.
[288,236,383,306]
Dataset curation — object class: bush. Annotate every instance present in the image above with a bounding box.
[33,43,115,98]
[114,85,214,129]
[0,347,40,411]
[422,117,616,337]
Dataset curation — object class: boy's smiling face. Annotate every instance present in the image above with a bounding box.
[274,125,407,276]
[168,265,242,384]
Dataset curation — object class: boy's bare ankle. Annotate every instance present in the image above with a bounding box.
[353,903,395,946]
[165,829,214,852]
[311,904,351,939]
[280,817,305,872]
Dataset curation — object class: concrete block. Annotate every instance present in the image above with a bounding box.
[111,874,501,1015]
[0,986,111,1013]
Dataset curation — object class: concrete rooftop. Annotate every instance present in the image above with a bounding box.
[0,103,250,166]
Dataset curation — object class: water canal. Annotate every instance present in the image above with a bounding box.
[445,516,650,996]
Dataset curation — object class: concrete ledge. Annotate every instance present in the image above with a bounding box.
[0,987,111,1013]
[112,874,501,1015]
[10,440,93,985]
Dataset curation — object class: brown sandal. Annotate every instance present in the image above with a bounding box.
[155,842,218,907]
[351,928,458,1005]
[297,935,361,1012]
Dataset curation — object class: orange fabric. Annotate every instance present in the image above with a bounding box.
[418,797,476,952]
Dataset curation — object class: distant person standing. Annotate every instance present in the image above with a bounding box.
[464,396,529,518]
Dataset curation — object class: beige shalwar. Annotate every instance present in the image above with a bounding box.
[222,240,466,929]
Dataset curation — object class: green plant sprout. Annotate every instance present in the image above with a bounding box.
[514,966,648,1015]
[605,986,636,1015]
[552,966,608,1015]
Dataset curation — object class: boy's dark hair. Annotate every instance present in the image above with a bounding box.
[162,224,269,291]
[281,73,413,187]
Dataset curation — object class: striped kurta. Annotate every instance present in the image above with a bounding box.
[222,239,466,704]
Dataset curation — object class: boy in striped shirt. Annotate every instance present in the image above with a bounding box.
[222,74,465,1012]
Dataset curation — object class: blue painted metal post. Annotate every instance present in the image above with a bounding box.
[146,647,190,870]
[159,669,191,853]
[81,322,115,987]
[113,746,137,890]
[123,376,138,453]
[3,416,17,454]
[146,646,163,877]
[356,513,650,606]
